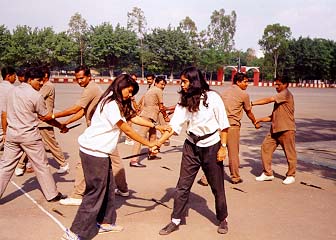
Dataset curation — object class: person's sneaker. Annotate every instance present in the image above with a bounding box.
[217,219,228,234]
[282,176,295,185]
[129,162,146,168]
[115,189,130,197]
[59,197,82,206]
[256,173,275,181]
[48,192,67,202]
[57,163,70,174]
[97,223,124,234]
[124,139,134,145]
[61,228,81,240]
[197,178,209,186]
[159,222,179,235]
[15,168,25,176]
[147,155,162,160]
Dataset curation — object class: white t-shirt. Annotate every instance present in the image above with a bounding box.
[170,91,230,147]
[78,99,126,157]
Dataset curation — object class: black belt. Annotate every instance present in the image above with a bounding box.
[187,130,217,144]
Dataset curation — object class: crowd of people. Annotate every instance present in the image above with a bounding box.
[0,65,297,240]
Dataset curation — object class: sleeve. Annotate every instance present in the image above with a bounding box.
[105,101,124,126]
[274,90,287,104]
[169,104,187,135]
[242,93,251,111]
[76,88,94,108]
[213,93,230,130]
[35,94,49,116]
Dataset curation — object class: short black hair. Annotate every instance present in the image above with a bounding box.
[25,67,44,80]
[233,72,248,84]
[1,66,16,79]
[155,76,167,84]
[75,65,91,76]
[145,73,155,79]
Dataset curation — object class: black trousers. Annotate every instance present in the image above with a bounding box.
[71,151,116,239]
[172,140,228,222]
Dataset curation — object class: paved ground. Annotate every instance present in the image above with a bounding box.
[0,83,335,240]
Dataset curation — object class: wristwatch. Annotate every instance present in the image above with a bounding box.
[153,122,158,128]
[51,114,55,119]
[221,143,227,148]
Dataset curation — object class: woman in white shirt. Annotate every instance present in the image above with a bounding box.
[62,74,159,240]
[156,67,230,236]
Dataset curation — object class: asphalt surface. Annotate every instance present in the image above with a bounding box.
[0,83,335,240]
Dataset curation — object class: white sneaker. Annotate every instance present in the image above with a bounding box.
[97,223,124,234]
[282,176,295,185]
[61,228,81,240]
[124,139,134,145]
[59,197,82,206]
[57,163,70,174]
[115,189,130,197]
[15,168,25,176]
[256,173,275,181]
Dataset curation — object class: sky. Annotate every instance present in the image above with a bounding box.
[1,0,336,57]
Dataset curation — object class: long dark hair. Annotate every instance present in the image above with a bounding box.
[178,66,210,112]
[89,74,139,121]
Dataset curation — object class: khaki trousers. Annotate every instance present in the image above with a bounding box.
[227,126,241,182]
[261,130,297,177]
[71,148,128,199]
[0,140,58,200]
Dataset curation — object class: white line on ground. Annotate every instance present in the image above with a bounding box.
[10,180,66,232]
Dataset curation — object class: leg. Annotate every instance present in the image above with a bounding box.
[70,151,111,240]
[70,158,86,199]
[130,124,150,165]
[227,126,241,182]
[261,133,278,176]
[110,148,128,193]
[172,140,201,219]
[0,141,23,198]
[20,140,58,200]
[39,127,67,167]
[278,130,297,177]
[201,142,228,222]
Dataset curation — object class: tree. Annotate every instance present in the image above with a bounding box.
[207,9,237,52]
[127,7,147,78]
[0,25,11,67]
[67,12,89,65]
[87,23,138,76]
[259,23,291,78]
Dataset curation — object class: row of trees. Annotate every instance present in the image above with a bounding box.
[0,8,335,82]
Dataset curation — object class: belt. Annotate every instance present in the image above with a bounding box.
[187,130,217,144]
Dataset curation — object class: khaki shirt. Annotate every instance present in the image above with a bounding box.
[140,86,163,122]
[75,81,103,126]
[221,85,251,126]
[6,83,48,142]
[0,80,15,137]
[38,81,55,128]
[271,88,296,133]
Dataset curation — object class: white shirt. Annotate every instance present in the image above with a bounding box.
[170,91,230,147]
[78,99,126,157]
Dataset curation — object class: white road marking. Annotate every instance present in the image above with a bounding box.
[10,180,66,231]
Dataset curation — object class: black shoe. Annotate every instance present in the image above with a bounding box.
[129,162,147,168]
[147,155,162,160]
[217,219,228,234]
[48,192,67,202]
[197,179,208,186]
[231,179,243,184]
[159,222,179,235]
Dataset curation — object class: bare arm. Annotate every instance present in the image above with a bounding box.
[159,103,170,122]
[117,120,157,148]
[63,108,85,125]
[251,96,276,106]
[217,128,228,162]
[39,112,68,132]
[157,126,175,147]
[255,115,272,124]
[130,115,171,134]
[54,105,83,119]
[245,109,261,129]
[1,111,7,136]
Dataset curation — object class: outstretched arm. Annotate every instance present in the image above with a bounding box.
[251,96,275,106]
[245,109,261,129]
[54,105,83,119]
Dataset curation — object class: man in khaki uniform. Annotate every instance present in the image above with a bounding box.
[252,77,297,185]
[129,76,169,167]
[55,66,130,205]
[15,67,69,175]
[197,73,260,185]
[0,67,66,202]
